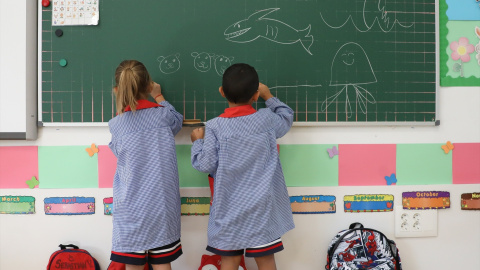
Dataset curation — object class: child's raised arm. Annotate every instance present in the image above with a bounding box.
[258,83,274,101]
[151,82,165,103]
[259,83,294,138]
[151,82,183,135]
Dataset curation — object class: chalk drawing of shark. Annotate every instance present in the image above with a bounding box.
[224,8,314,55]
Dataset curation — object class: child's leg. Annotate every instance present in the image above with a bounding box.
[246,238,283,270]
[151,263,172,270]
[126,264,146,270]
[147,239,182,269]
[254,254,277,270]
[111,251,147,269]
[220,255,242,270]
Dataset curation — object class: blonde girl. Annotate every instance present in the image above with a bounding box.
[108,60,183,270]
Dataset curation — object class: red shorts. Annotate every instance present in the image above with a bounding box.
[111,239,182,265]
[206,238,284,258]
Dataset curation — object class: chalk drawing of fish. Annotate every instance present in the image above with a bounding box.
[224,8,314,55]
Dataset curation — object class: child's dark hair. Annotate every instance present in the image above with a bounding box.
[222,63,259,104]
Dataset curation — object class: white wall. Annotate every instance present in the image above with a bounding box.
[0,89,479,270]
[0,1,479,269]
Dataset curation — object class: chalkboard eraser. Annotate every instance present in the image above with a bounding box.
[183,119,204,127]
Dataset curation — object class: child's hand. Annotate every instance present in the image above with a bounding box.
[150,82,165,102]
[258,83,274,101]
[191,128,205,142]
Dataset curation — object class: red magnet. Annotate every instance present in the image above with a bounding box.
[42,0,50,7]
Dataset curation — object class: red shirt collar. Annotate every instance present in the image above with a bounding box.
[124,99,162,112]
[219,105,257,118]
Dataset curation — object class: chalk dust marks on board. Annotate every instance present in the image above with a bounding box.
[224,8,314,55]
[319,0,413,33]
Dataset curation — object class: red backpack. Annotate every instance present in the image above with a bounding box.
[47,244,100,270]
[198,254,247,270]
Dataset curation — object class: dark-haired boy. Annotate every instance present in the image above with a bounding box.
[191,63,295,270]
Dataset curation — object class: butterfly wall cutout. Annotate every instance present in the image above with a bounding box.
[441,141,454,154]
[385,173,397,185]
[86,143,99,157]
[26,176,39,189]
[327,146,339,158]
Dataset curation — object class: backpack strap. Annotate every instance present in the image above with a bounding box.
[388,240,403,270]
[59,244,79,250]
[349,222,364,229]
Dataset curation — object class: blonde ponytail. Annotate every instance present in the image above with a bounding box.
[114,60,152,114]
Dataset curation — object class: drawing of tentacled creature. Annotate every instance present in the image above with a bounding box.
[321,42,377,118]
[224,8,314,55]
[157,53,181,74]
[320,0,412,32]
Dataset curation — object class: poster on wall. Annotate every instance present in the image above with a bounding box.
[103,197,113,215]
[343,194,394,212]
[52,0,99,26]
[44,197,95,215]
[461,192,480,210]
[440,0,480,86]
[402,191,451,209]
[181,197,210,216]
[0,196,35,214]
[290,195,336,214]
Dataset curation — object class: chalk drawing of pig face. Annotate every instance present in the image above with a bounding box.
[214,55,234,76]
[157,53,181,74]
[191,52,215,72]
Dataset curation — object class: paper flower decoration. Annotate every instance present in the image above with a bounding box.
[450,37,475,77]
[450,37,475,62]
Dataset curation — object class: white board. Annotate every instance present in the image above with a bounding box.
[0,0,37,140]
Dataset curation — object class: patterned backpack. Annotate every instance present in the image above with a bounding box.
[325,223,402,270]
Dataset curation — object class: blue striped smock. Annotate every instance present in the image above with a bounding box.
[108,100,183,252]
[191,97,295,250]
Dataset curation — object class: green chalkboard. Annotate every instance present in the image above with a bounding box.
[41,0,436,124]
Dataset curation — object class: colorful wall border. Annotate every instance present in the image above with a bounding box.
[0,143,479,189]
